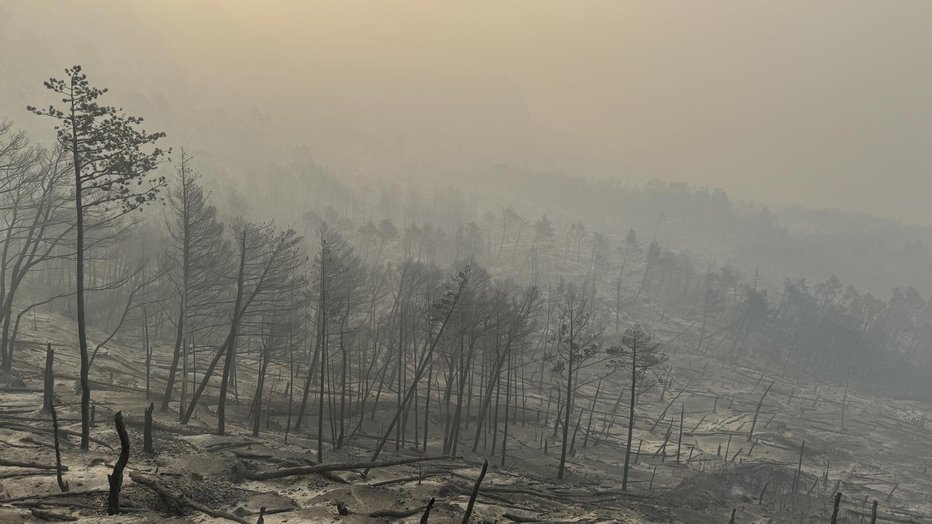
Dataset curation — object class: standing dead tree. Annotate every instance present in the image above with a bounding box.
[608,322,667,490]
[160,151,229,416]
[0,122,73,372]
[748,380,774,442]
[470,285,539,456]
[180,221,305,433]
[365,266,469,471]
[291,223,358,459]
[552,280,602,480]
[614,229,639,333]
[144,402,155,454]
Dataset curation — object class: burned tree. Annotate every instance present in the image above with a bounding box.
[42,343,55,413]
[292,223,360,459]
[552,280,602,480]
[108,411,130,514]
[30,66,167,450]
[160,151,229,415]
[470,284,540,456]
[609,322,667,490]
[366,266,470,469]
[614,229,639,333]
[0,122,72,372]
[144,402,155,454]
[181,221,305,432]
[49,404,68,492]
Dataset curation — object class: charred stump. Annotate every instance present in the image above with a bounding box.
[830,492,842,524]
[461,459,488,524]
[144,402,155,454]
[107,411,130,515]
[50,404,68,492]
[419,497,435,523]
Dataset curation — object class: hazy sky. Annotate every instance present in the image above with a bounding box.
[4,1,932,223]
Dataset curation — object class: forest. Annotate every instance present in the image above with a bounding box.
[1,65,932,524]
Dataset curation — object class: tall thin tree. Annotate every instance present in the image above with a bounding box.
[29,66,167,449]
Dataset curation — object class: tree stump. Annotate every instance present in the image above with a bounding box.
[144,402,155,454]
[107,411,130,515]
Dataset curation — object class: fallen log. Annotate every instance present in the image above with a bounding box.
[503,513,542,522]
[22,437,55,449]
[129,472,249,524]
[0,489,107,504]
[337,499,435,519]
[1,422,113,450]
[369,505,431,518]
[240,455,449,481]
[0,470,56,480]
[205,441,255,453]
[444,481,547,512]
[0,458,67,471]
[11,501,95,510]
[0,413,81,424]
[29,508,78,522]
[369,472,444,487]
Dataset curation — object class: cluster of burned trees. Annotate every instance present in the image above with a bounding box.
[0,120,73,372]
[12,66,927,496]
[637,251,932,389]
[293,181,932,394]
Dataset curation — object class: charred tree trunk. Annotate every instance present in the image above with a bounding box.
[143,309,151,400]
[162,305,185,412]
[557,321,574,480]
[253,352,271,437]
[42,343,55,414]
[461,459,488,524]
[50,405,68,492]
[748,380,774,442]
[622,337,637,490]
[676,404,684,464]
[830,492,842,524]
[144,402,155,454]
[214,230,248,434]
[582,380,601,448]
[107,412,130,515]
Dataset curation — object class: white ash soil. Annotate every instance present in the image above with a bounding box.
[1,310,931,523]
